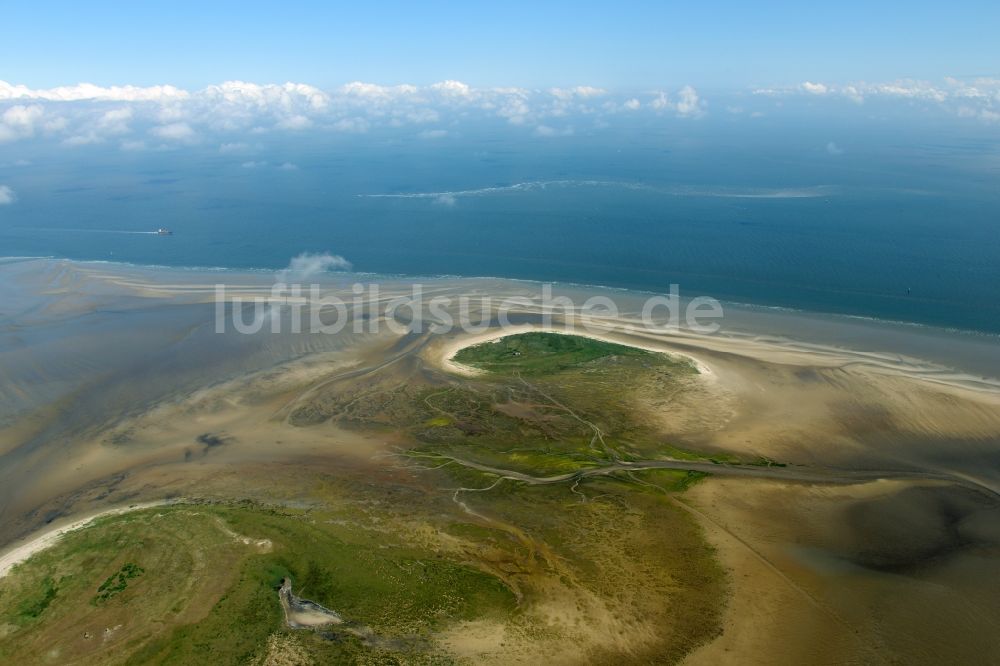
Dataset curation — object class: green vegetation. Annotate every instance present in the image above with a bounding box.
[418,334,700,470]
[629,468,710,492]
[0,503,516,665]
[428,333,780,477]
[291,332,771,479]
[93,563,144,604]
[451,470,728,663]
[659,443,740,465]
[16,576,58,621]
[0,333,740,663]
[453,331,653,376]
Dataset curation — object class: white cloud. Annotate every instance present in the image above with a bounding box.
[156,105,188,123]
[219,141,252,153]
[0,104,44,142]
[277,252,352,282]
[0,185,15,205]
[97,107,133,134]
[647,87,706,117]
[240,161,298,170]
[430,80,473,97]
[497,97,532,125]
[43,116,68,133]
[675,86,705,117]
[650,92,671,111]
[842,85,864,104]
[0,79,722,145]
[150,122,195,141]
[0,81,189,102]
[202,81,328,110]
[120,139,145,151]
[340,81,419,99]
[418,129,448,139]
[8,76,999,143]
[550,86,606,99]
[958,106,1000,122]
[871,81,947,102]
[63,107,134,145]
[63,132,103,146]
[758,77,1000,110]
[332,117,370,133]
[276,114,311,130]
[534,124,574,137]
[398,108,439,124]
[826,141,844,155]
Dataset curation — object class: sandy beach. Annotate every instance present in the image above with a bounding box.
[0,500,176,579]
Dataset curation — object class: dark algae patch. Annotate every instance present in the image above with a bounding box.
[93,563,144,604]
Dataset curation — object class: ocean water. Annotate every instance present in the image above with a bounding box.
[2,114,999,332]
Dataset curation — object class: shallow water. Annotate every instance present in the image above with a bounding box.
[2,120,998,332]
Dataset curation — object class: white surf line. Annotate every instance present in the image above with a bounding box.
[0,500,180,579]
[356,181,833,200]
[26,228,162,235]
[356,180,649,199]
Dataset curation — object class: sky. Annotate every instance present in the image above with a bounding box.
[0,1,998,159]
[2,1,999,90]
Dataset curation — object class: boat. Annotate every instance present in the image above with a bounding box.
[156,228,173,235]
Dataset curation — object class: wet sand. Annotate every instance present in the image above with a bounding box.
[1,257,999,664]
[682,477,1000,664]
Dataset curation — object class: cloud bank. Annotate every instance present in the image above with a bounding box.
[753,77,1000,121]
[0,79,707,148]
[2,76,996,151]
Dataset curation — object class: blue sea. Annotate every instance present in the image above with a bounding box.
[2,112,999,333]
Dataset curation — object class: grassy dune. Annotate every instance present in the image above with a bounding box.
[0,503,515,664]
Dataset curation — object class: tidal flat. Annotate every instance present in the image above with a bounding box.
[1,257,999,664]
